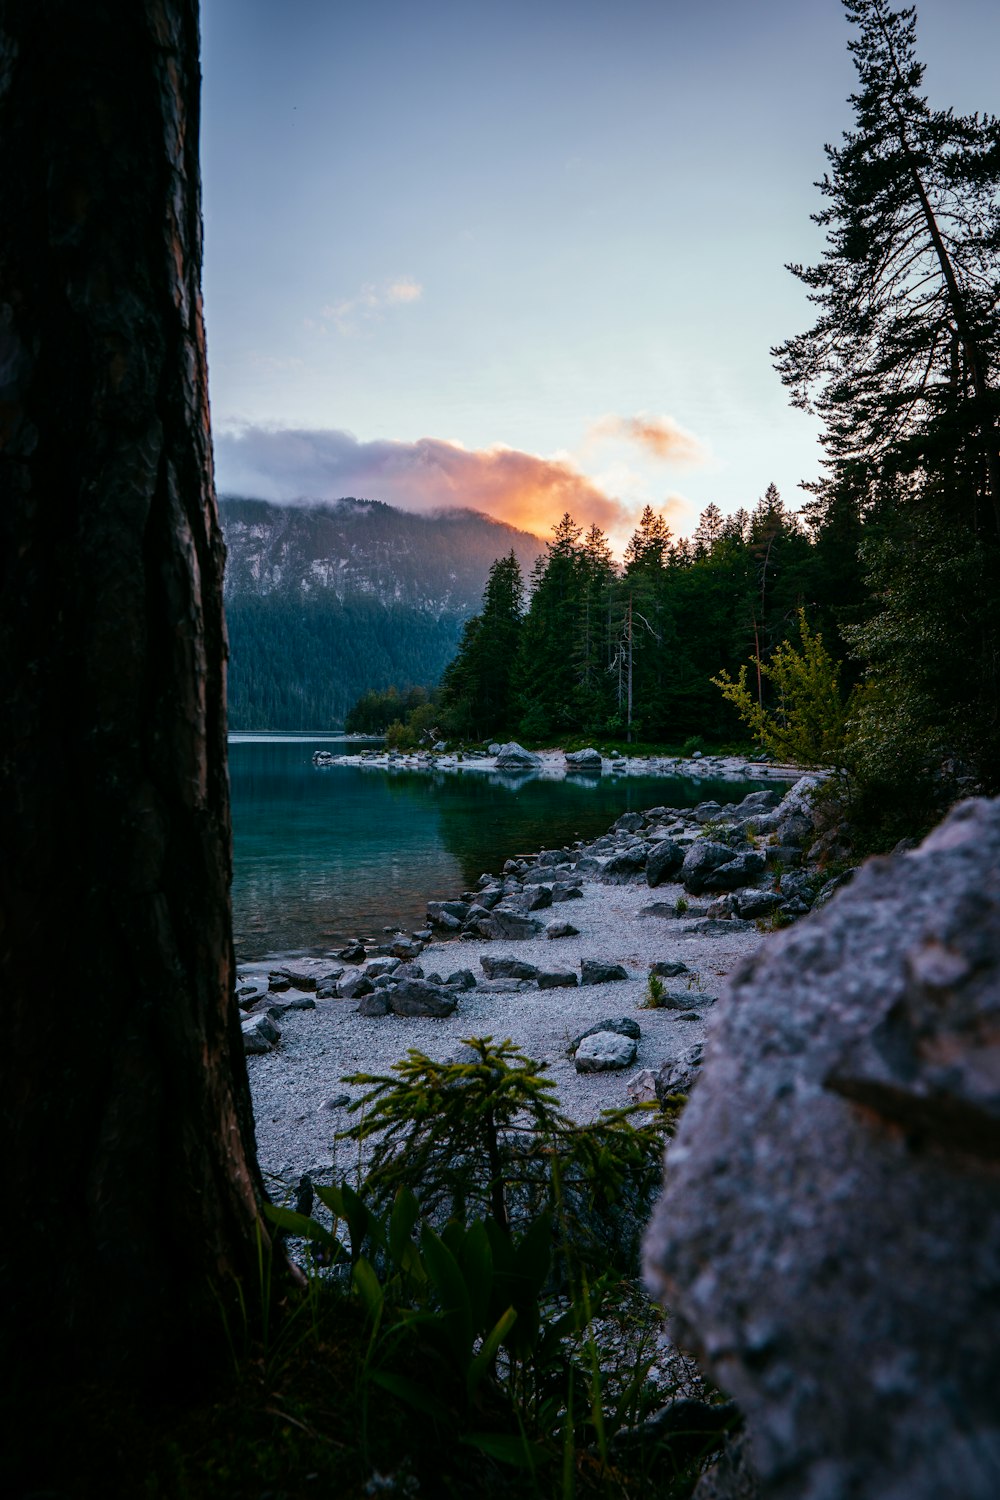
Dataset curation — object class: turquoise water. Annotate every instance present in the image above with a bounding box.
[229,734,769,960]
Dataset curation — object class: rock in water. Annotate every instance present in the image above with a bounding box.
[644,797,1000,1500]
[495,741,542,769]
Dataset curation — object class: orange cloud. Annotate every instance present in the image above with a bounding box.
[214,425,640,545]
[589,412,708,465]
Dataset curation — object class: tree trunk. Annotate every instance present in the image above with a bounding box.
[0,1,270,1381]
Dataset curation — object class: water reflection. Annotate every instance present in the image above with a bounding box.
[229,736,770,960]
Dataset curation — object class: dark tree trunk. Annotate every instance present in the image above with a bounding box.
[0,1,269,1380]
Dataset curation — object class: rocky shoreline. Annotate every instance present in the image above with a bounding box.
[315,740,802,784]
[239,766,840,1196]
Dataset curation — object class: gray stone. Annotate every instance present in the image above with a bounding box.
[614,811,647,833]
[536,970,578,989]
[388,980,459,1018]
[395,961,424,979]
[732,889,783,919]
[508,885,553,912]
[495,741,542,769]
[444,969,477,990]
[551,882,584,902]
[242,1014,281,1053]
[235,976,269,1008]
[575,1031,638,1072]
[693,800,724,824]
[427,899,471,928]
[702,851,766,891]
[481,955,540,980]
[602,843,649,882]
[646,839,685,886]
[389,935,424,960]
[273,966,318,991]
[336,971,375,1000]
[365,956,401,979]
[478,977,532,993]
[357,991,391,1017]
[336,941,366,964]
[644,797,1000,1500]
[267,994,316,1016]
[476,909,545,941]
[565,746,603,769]
[571,1016,641,1053]
[680,841,736,894]
[650,960,691,978]
[546,921,580,939]
[653,1043,704,1100]
[679,917,753,936]
[580,958,629,985]
[626,1069,658,1104]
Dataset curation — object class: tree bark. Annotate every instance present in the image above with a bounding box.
[0,1,270,1380]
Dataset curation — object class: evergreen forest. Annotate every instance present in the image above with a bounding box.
[366,0,1000,847]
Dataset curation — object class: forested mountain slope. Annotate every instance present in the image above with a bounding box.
[220,497,542,729]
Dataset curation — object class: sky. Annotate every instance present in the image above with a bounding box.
[201,0,1000,553]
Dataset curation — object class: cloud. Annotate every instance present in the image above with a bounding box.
[314,277,423,333]
[588,412,708,466]
[214,424,641,545]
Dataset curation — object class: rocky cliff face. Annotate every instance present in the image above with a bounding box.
[218,497,543,729]
[644,796,1000,1500]
[220,495,542,615]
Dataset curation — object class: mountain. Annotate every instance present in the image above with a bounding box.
[220,496,543,729]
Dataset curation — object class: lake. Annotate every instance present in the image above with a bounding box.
[229,733,771,960]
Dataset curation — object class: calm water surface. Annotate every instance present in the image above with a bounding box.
[229,734,770,960]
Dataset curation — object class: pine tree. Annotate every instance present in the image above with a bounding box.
[772,0,1000,534]
[439,551,525,739]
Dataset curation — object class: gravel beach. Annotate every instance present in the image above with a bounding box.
[244,873,768,1196]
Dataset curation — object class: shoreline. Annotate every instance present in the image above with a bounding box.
[240,772,828,1196]
[319,744,804,783]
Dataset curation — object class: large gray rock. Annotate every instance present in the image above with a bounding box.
[536,969,578,989]
[646,839,684,886]
[495,741,542,769]
[481,955,539,980]
[388,980,459,1017]
[580,958,629,985]
[644,797,1000,1500]
[475,909,545,941]
[601,843,649,882]
[701,851,766,891]
[565,746,603,769]
[242,1014,281,1053]
[680,840,735,894]
[575,1030,638,1073]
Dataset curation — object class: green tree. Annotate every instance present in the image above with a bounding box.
[439,551,525,739]
[773,0,1000,532]
[712,610,849,766]
[773,0,1000,796]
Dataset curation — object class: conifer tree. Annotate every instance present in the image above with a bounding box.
[439,551,524,739]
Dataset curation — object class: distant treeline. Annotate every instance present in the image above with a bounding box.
[225,596,463,730]
[419,485,862,748]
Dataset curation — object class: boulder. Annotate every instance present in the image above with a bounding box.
[357,991,391,1017]
[565,747,603,769]
[692,801,724,824]
[495,741,542,769]
[626,1069,658,1104]
[389,980,459,1018]
[337,971,375,1000]
[732,888,783,920]
[315,968,346,999]
[476,909,545,941]
[680,841,735,894]
[580,958,629,985]
[701,851,766,891]
[365,956,401,980]
[508,885,553,912]
[614,811,647,833]
[551,882,584,902]
[389,935,424,960]
[650,959,690,978]
[644,797,1000,1500]
[571,1016,641,1053]
[601,843,649,882]
[273,966,318,991]
[536,970,578,989]
[444,969,477,990]
[481,955,539,981]
[242,1014,280,1054]
[546,921,580,939]
[575,1031,638,1073]
[336,941,367,964]
[653,1043,704,1101]
[679,917,753,936]
[427,899,471,928]
[646,839,684,886]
